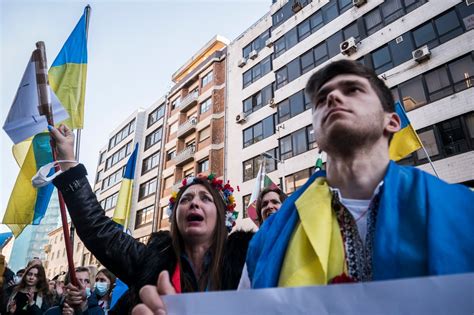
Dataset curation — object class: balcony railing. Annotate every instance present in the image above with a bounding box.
[173,145,196,166]
[177,116,197,138]
[178,92,199,112]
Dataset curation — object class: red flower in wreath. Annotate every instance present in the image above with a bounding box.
[330,273,356,284]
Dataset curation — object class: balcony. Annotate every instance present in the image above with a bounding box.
[178,92,199,112]
[177,116,197,139]
[173,145,196,166]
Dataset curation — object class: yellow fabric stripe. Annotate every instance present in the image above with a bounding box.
[2,140,38,237]
[49,63,87,129]
[113,178,133,226]
[279,178,345,287]
[389,125,422,161]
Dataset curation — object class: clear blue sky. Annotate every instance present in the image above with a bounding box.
[0,0,270,232]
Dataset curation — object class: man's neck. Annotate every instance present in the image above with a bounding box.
[325,141,390,199]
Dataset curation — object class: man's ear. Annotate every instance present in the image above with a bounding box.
[385,112,401,134]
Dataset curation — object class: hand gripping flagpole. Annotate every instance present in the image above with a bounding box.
[33,41,78,286]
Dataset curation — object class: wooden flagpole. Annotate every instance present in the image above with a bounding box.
[33,41,77,286]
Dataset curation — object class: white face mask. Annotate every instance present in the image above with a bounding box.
[31,160,76,188]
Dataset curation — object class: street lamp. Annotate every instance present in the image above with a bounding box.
[260,152,286,193]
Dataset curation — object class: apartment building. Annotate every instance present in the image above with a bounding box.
[227,0,474,228]
[157,36,229,229]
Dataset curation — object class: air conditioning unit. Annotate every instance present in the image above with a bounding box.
[235,112,247,124]
[238,58,247,68]
[265,38,274,48]
[292,1,303,13]
[412,45,431,63]
[353,0,367,7]
[249,50,258,60]
[268,98,276,108]
[340,37,357,56]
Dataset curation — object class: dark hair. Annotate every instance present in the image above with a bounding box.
[305,59,395,113]
[16,264,49,296]
[256,187,287,225]
[96,268,116,296]
[169,178,227,291]
[16,268,25,276]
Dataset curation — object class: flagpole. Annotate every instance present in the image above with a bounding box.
[420,144,439,178]
[34,41,78,286]
[70,5,91,255]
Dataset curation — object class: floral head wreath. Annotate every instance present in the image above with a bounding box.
[167,173,239,231]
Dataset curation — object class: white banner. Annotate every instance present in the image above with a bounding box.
[162,273,474,315]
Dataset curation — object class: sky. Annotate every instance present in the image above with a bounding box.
[0,0,270,233]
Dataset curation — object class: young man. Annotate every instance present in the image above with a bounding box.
[243,59,474,288]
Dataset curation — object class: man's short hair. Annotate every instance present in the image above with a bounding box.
[64,266,90,285]
[305,59,395,113]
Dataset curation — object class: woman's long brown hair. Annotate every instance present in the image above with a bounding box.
[170,178,227,292]
[16,264,49,296]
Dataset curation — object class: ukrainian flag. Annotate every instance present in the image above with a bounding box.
[2,133,54,237]
[113,143,139,226]
[48,6,90,129]
[389,101,423,161]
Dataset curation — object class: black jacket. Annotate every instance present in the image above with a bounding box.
[53,164,254,313]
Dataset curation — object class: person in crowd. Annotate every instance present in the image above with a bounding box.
[1,261,15,314]
[6,264,52,314]
[45,266,104,315]
[26,258,42,269]
[256,187,287,226]
[238,59,474,289]
[94,269,116,313]
[47,127,253,313]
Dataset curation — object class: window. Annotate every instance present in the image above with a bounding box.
[279,126,315,160]
[105,141,132,170]
[380,0,404,25]
[310,11,324,32]
[424,67,452,102]
[184,168,194,178]
[243,115,276,148]
[298,19,311,41]
[371,46,393,75]
[242,56,272,88]
[135,205,154,228]
[285,168,312,194]
[200,98,212,114]
[199,126,210,142]
[99,152,106,164]
[102,166,125,190]
[415,129,439,160]
[277,90,305,123]
[108,120,135,150]
[300,50,315,74]
[399,76,427,111]
[314,42,329,66]
[95,170,103,184]
[412,22,437,49]
[171,99,179,110]
[326,31,343,59]
[387,32,414,66]
[365,8,383,35]
[434,10,463,44]
[163,176,173,189]
[138,178,157,200]
[148,104,165,128]
[145,127,163,150]
[242,194,251,218]
[322,1,338,23]
[272,0,311,28]
[166,149,176,161]
[101,193,118,210]
[438,117,468,156]
[198,159,209,173]
[276,67,289,90]
[243,148,278,182]
[448,55,474,92]
[242,29,271,58]
[142,151,160,175]
[243,84,273,115]
[201,71,213,87]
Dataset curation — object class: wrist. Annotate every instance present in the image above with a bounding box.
[59,161,78,172]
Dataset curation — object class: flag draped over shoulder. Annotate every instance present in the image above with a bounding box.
[2,133,54,237]
[2,56,68,144]
[113,143,139,226]
[48,6,89,129]
[389,101,423,161]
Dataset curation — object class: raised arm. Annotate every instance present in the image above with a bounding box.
[50,125,145,285]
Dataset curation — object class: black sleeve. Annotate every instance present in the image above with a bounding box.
[53,164,145,286]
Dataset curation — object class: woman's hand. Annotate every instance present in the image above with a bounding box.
[132,271,176,315]
[7,300,16,313]
[48,124,77,171]
[62,302,75,315]
[26,288,35,306]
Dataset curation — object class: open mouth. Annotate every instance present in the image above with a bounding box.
[187,213,204,222]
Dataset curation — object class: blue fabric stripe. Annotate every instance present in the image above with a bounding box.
[123,143,139,179]
[32,133,54,224]
[51,8,88,66]
[395,101,410,129]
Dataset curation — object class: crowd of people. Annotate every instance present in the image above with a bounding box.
[3,60,473,314]
[1,258,116,315]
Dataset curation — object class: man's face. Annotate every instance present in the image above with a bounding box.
[76,271,91,289]
[311,74,391,153]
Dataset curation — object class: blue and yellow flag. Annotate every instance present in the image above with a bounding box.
[113,143,139,226]
[48,6,90,129]
[2,133,54,237]
[389,101,423,161]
